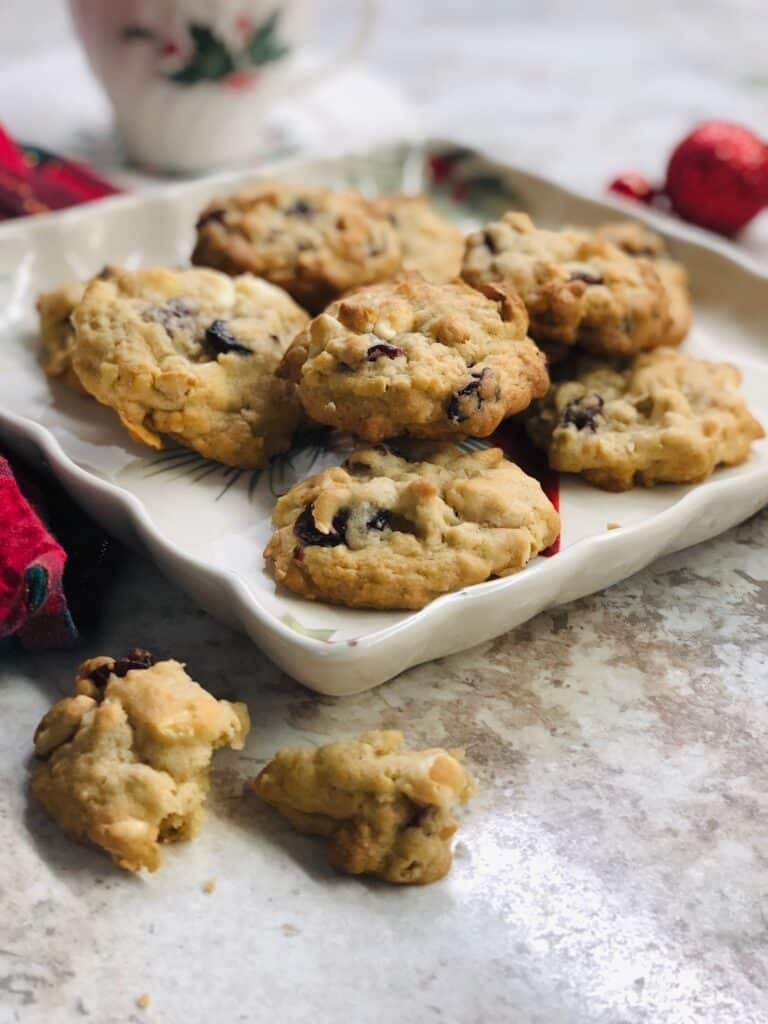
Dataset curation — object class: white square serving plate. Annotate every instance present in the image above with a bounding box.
[1,140,766,695]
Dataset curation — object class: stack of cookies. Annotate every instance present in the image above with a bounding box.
[37,180,763,611]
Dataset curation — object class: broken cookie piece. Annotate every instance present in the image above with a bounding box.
[31,651,250,871]
[253,730,474,884]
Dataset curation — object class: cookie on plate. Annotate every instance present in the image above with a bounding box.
[264,442,560,609]
[368,194,464,281]
[36,267,120,393]
[278,273,549,443]
[253,729,475,884]
[31,649,250,872]
[526,346,764,490]
[594,220,692,346]
[461,212,687,356]
[192,181,401,313]
[71,266,308,467]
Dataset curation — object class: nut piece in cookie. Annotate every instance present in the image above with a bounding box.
[278,273,549,443]
[462,212,687,356]
[71,267,308,468]
[525,346,764,490]
[31,651,250,872]
[253,730,475,884]
[192,181,401,313]
[264,442,560,610]
[368,194,464,281]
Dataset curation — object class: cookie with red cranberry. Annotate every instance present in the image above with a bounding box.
[462,212,685,356]
[368,194,464,281]
[192,181,401,313]
[526,347,763,490]
[264,442,560,609]
[278,274,549,443]
[31,650,250,872]
[71,267,308,467]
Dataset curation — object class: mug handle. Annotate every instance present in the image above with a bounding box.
[288,0,378,92]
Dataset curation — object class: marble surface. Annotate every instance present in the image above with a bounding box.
[2,3,768,1023]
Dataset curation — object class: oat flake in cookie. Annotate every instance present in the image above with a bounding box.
[264,442,560,610]
[462,212,688,356]
[278,273,549,443]
[71,267,308,468]
[31,652,250,872]
[526,347,764,491]
[253,730,475,885]
[192,181,401,313]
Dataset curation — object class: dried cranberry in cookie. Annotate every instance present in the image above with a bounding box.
[278,273,549,443]
[71,267,308,468]
[264,442,560,610]
[526,347,764,490]
[191,181,401,313]
[462,211,690,356]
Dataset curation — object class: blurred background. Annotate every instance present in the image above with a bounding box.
[0,0,766,250]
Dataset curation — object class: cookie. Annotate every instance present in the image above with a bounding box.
[368,194,464,281]
[461,212,686,356]
[31,649,250,872]
[253,730,474,884]
[278,273,549,443]
[37,267,123,393]
[192,181,401,313]
[71,267,308,468]
[594,220,692,345]
[264,442,560,609]
[526,346,764,490]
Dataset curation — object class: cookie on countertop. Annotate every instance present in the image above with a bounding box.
[264,441,560,610]
[192,181,401,313]
[525,346,764,491]
[368,194,465,281]
[71,266,308,468]
[31,649,250,872]
[278,273,549,443]
[253,729,475,884]
[461,212,688,356]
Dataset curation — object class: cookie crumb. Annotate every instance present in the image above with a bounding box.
[136,993,150,1010]
[606,522,621,530]
[202,878,217,894]
[282,923,300,937]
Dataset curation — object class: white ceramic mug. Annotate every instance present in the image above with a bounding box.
[69,0,377,174]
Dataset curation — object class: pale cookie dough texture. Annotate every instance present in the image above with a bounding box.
[31,649,250,872]
[192,181,401,313]
[264,442,560,610]
[71,266,308,468]
[368,194,465,281]
[526,346,764,491]
[253,730,475,885]
[461,212,690,356]
[279,273,549,443]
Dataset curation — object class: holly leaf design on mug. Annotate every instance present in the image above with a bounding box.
[167,24,236,84]
[245,11,290,66]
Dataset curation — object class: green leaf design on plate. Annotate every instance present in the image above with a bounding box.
[245,11,290,66]
[167,24,236,84]
[281,613,336,642]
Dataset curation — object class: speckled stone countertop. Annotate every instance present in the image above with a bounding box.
[2,3,768,1023]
